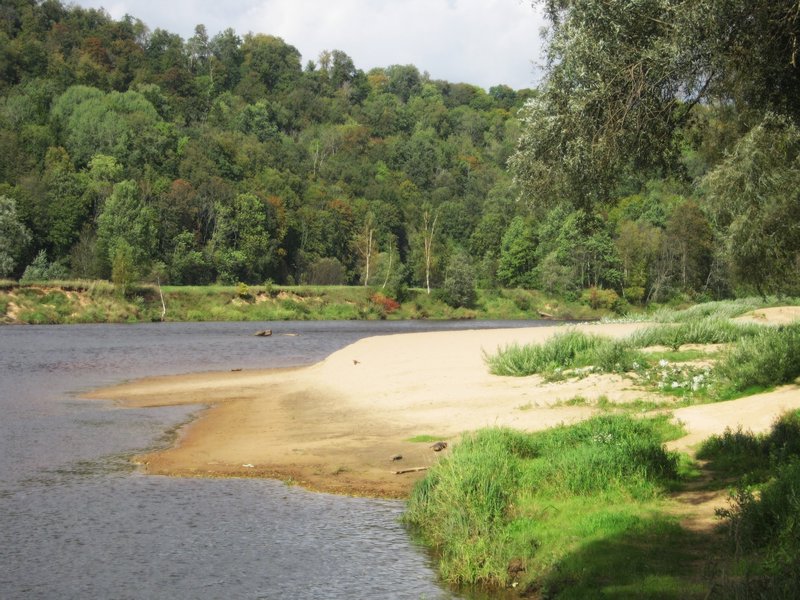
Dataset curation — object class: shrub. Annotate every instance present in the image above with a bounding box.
[439,251,477,309]
[370,292,400,314]
[581,286,620,311]
[716,323,800,392]
[304,257,347,285]
[20,250,70,282]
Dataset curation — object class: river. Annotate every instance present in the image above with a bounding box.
[0,320,546,599]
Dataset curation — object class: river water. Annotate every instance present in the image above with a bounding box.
[0,320,546,600]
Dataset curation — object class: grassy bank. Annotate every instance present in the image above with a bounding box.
[407,411,800,598]
[404,415,706,597]
[486,302,800,405]
[0,280,609,324]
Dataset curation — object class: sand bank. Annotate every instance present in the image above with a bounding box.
[86,318,800,498]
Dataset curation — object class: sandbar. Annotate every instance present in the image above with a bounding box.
[85,317,800,498]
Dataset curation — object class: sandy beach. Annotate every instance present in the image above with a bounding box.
[86,313,800,498]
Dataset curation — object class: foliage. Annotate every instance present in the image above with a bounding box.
[20,250,69,282]
[438,250,477,309]
[704,113,800,296]
[715,323,800,393]
[496,216,536,288]
[0,195,31,276]
[404,415,681,589]
[96,180,157,277]
[1,0,798,306]
[706,411,800,597]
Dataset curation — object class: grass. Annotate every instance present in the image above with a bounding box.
[698,410,800,597]
[627,318,762,350]
[405,434,448,443]
[485,329,648,380]
[403,415,692,594]
[486,313,800,406]
[407,410,800,598]
[714,322,800,393]
[1,281,613,324]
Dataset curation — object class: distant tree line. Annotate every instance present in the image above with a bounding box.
[1,0,797,308]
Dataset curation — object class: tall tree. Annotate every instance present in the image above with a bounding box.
[704,113,800,295]
[0,194,31,276]
[512,0,800,210]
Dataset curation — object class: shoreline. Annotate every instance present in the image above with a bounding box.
[85,319,800,498]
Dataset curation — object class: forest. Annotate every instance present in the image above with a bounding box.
[0,0,798,309]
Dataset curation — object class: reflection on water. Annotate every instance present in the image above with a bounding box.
[0,320,545,599]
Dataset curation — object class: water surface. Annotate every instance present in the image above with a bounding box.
[0,320,547,599]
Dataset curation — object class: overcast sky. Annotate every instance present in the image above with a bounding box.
[70,0,548,90]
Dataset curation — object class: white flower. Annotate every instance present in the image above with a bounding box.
[659,359,669,367]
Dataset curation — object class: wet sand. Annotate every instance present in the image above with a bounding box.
[86,314,800,498]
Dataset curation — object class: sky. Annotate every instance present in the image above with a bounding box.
[70,0,548,90]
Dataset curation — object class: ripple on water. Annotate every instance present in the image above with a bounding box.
[1,321,544,598]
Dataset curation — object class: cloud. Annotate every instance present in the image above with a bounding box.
[73,0,546,89]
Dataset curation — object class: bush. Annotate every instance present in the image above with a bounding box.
[485,330,601,376]
[581,286,620,311]
[716,323,800,392]
[304,257,347,285]
[370,292,400,315]
[20,250,69,282]
[439,251,477,309]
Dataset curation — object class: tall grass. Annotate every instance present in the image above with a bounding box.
[715,323,800,392]
[653,298,775,322]
[404,415,681,590]
[697,410,800,478]
[628,318,762,349]
[485,329,647,377]
[705,411,800,597]
[485,330,600,376]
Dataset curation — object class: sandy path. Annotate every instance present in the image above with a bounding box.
[85,318,800,498]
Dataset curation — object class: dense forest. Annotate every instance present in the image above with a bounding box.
[0,0,798,308]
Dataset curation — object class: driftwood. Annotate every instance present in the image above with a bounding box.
[394,466,429,475]
[254,329,272,337]
[538,310,554,319]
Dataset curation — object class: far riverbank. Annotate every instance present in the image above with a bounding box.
[1,280,612,325]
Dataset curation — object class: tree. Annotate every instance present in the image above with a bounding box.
[497,216,537,288]
[210,193,273,283]
[440,250,477,308]
[51,86,174,170]
[352,212,377,286]
[615,220,661,304]
[96,180,158,277]
[704,113,800,295]
[512,0,800,210]
[0,194,31,276]
[419,207,439,294]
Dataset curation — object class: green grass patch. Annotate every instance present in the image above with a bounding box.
[697,410,800,479]
[404,415,687,593]
[485,329,647,379]
[405,434,448,443]
[714,323,800,394]
[628,318,762,350]
[703,410,800,597]
[644,348,712,363]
